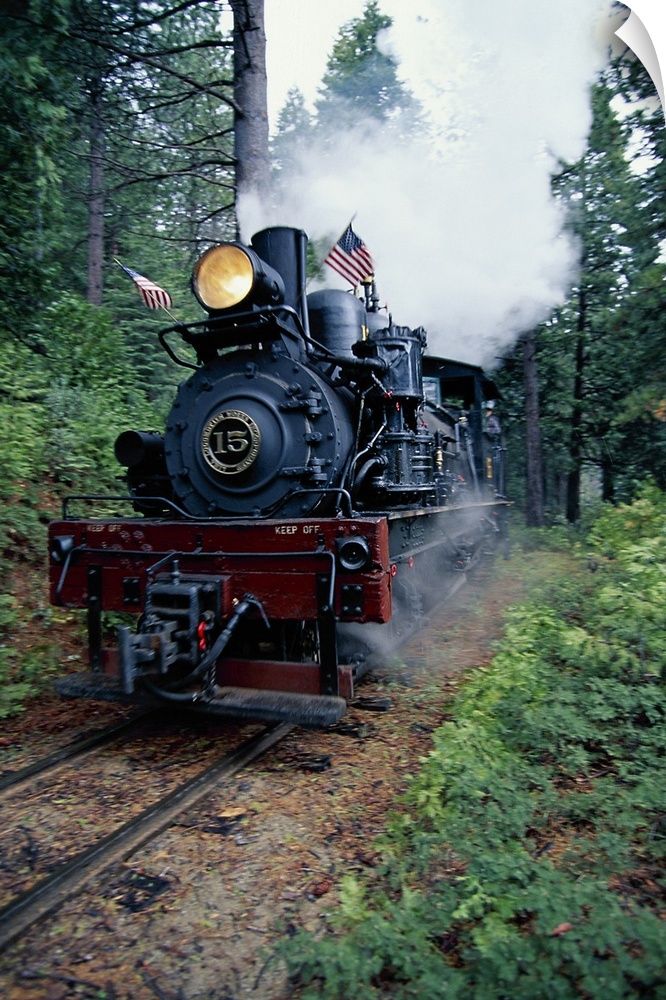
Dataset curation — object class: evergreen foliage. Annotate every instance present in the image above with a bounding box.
[0,0,235,314]
[314,0,420,135]
[0,289,162,718]
[497,59,666,520]
[280,486,666,998]
[0,0,73,335]
[0,293,158,562]
[271,86,315,174]
[271,0,423,178]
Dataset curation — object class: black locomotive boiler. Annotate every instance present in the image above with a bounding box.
[49,226,507,725]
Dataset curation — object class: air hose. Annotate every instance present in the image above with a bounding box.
[141,594,268,704]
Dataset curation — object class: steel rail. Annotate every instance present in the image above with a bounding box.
[0,711,154,793]
[0,721,292,953]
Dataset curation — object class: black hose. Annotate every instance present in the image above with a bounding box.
[141,594,266,704]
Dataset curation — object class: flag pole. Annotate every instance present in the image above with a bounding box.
[112,257,181,326]
[321,219,375,290]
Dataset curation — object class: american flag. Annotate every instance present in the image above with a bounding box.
[324,225,374,286]
[115,259,173,311]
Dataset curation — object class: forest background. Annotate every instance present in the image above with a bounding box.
[0,0,664,687]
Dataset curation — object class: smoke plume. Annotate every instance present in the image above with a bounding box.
[240,0,621,366]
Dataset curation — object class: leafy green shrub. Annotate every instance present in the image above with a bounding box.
[281,491,666,998]
[40,293,160,492]
[587,480,666,559]
[0,292,168,567]
[0,594,64,717]
[509,520,583,554]
[0,291,173,714]
[0,644,62,719]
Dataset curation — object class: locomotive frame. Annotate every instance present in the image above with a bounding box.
[49,227,508,726]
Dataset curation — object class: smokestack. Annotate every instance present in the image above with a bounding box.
[251,226,310,337]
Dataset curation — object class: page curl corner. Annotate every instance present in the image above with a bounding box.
[615,3,665,109]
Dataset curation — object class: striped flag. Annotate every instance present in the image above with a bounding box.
[324,225,374,286]
[115,259,173,310]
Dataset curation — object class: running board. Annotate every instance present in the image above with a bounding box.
[55,673,347,727]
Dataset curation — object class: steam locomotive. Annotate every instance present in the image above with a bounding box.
[49,226,507,726]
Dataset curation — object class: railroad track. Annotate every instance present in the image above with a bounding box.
[0,562,492,955]
[0,710,155,793]
[0,721,291,952]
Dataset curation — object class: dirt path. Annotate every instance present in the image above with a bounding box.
[0,549,564,1000]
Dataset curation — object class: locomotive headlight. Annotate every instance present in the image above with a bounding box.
[336,536,371,572]
[192,243,285,314]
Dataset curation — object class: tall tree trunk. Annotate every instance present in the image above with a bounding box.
[231,0,270,214]
[523,328,544,527]
[87,84,104,306]
[566,287,586,523]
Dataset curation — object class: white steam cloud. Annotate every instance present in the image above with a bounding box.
[241,0,621,366]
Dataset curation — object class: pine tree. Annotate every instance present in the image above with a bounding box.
[314,0,421,138]
[496,58,665,520]
[552,67,664,516]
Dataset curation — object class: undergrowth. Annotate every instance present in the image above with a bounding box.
[0,578,76,718]
[280,483,666,998]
